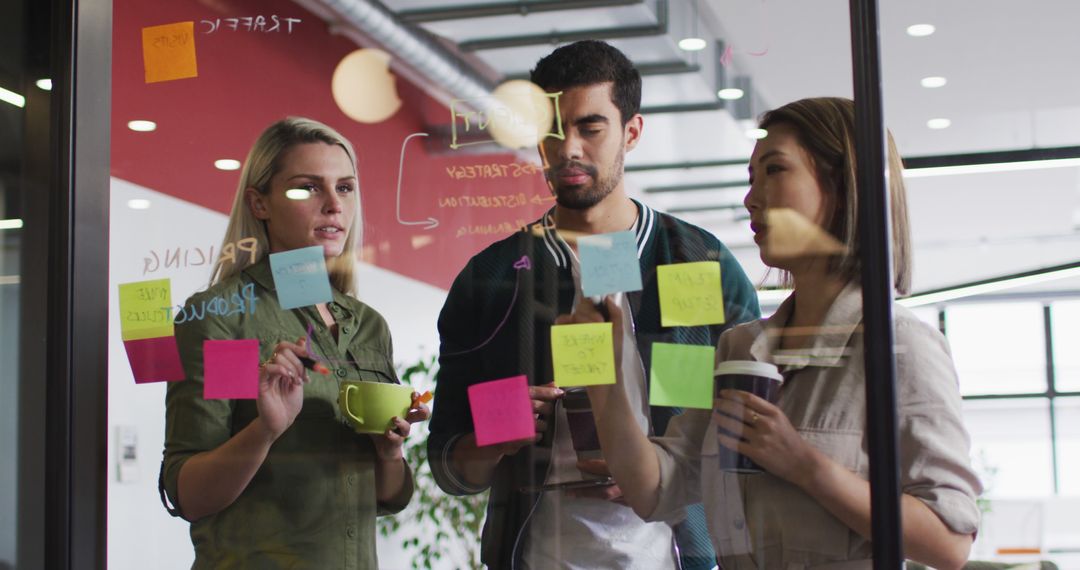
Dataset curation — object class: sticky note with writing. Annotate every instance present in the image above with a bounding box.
[142,21,198,84]
[649,342,715,409]
[578,231,642,297]
[657,261,725,327]
[269,246,334,309]
[468,375,535,447]
[203,339,259,399]
[123,336,186,383]
[550,323,615,387]
[119,278,175,341]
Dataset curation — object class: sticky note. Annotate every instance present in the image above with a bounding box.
[578,231,642,297]
[550,323,615,387]
[123,336,185,383]
[269,246,334,309]
[119,278,175,341]
[203,339,259,399]
[142,21,198,84]
[657,261,725,327]
[649,343,715,409]
[468,375,535,447]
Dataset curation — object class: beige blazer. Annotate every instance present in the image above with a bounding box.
[649,283,982,569]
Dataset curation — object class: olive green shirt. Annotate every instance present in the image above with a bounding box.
[162,257,413,569]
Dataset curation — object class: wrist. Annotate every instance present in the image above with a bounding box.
[792,446,830,492]
[250,417,284,445]
[376,450,405,463]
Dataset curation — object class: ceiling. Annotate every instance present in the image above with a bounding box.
[332,0,1080,294]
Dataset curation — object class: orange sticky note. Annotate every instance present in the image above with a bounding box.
[142,21,198,84]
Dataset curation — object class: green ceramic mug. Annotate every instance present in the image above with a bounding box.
[338,381,414,434]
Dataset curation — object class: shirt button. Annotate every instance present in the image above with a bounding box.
[347,474,357,486]
[733,518,745,530]
[341,326,350,334]
[346,526,356,538]
[330,303,341,313]
[336,368,347,378]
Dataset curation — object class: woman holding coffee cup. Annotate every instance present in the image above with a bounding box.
[159,117,429,569]
[576,98,981,569]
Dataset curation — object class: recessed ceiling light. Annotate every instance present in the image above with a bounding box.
[127,120,157,132]
[214,159,242,171]
[717,88,745,100]
[285,188,312,200]
[927,118,952,129]
[907,24,935,37]
[920,76,947,88]
[0,219,24,230]
[127,199,151,210]
[0,85,25,108]
[678,38,707,52]
[35,79,52,91]
[745,128,768,140]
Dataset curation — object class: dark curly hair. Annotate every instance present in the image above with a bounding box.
[529,40,641,125]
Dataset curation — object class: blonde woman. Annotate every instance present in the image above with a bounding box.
[571,98,982,569]
[160,117,428,569]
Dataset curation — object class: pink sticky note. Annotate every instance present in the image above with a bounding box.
[468,375,535,447]
[203,339,259,399]
[124,336,186,383]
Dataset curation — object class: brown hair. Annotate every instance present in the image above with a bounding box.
[759,97,911,294]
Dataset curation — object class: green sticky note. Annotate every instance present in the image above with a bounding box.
[118,278,175,341]
[550,323,616,387]
[649,342,715,409]
[657,261,725,327]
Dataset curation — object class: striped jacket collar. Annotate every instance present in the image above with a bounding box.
[539,198,656,268]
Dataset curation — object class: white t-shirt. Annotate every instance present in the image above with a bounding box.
[521,241,676,570]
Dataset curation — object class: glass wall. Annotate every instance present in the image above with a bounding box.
[104,0,1079,569]
[880,0,1080,565]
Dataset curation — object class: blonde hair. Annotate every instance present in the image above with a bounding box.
[210,117,363,295]
[759,97,912,295]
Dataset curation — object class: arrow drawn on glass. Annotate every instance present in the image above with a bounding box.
[396,132,438,230]
[444,255,531,357]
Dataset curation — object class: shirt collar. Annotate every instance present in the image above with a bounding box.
[541,198,655,269]
[749,281,863,369]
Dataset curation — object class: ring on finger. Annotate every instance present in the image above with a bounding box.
[750,411,760,424]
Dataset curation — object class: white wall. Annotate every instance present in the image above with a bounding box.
[107,178,448,569]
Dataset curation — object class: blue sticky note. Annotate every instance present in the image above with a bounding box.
[578,231,642,297]
[268,246,334,309]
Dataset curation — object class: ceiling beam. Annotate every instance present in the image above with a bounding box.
[643,180,746,193]
[630,145,1080,174]
[504,59,700,82]
[399,0,644,23]
[640,101,723,115]
[665,203,744,214]
[626,158,746,172]
[904,145,1080,169]
[458,0,667,50]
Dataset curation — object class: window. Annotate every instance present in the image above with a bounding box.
[947,302,1046,396]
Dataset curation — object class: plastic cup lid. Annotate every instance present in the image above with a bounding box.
[713,360,783,382]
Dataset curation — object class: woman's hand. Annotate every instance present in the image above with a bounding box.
[713,389,826,488]
[256,338,311,439]
[371,396,431,462]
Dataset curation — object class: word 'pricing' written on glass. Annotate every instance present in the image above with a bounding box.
[657,261,726,327]
[550,323,615,387]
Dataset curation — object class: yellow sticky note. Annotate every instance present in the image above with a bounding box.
[657,261,726,327]
[550,323,616,387]
[142,21,198,84]
[119,279,175,341]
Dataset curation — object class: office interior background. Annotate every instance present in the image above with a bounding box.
[2,0,1079,568]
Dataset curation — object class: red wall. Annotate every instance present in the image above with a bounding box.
[112,0,552,290]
